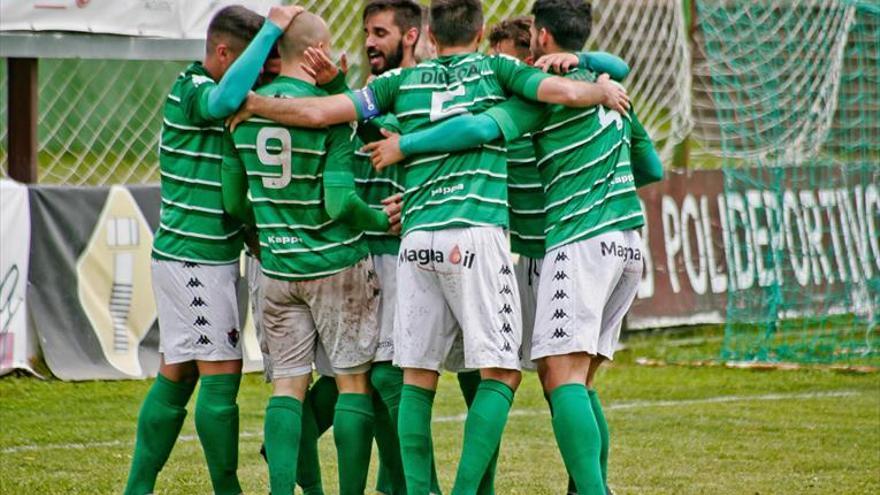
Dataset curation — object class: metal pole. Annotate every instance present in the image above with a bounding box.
[7,58,38,183]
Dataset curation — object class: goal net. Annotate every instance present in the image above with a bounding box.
[696,0,879,364]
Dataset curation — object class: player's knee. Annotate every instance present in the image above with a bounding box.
[481,368,522,391]
[335,372,371,394]
[272,375,310,401]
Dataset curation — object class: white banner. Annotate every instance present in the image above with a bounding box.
[0,179,36,376]
[0,0,281,39]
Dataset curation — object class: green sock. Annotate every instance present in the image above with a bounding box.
[588,389,610,487]
[334,393,375,495]
[451,380,514,495]
[457,372,498,495]
[297,390,324,495]
[545,392,577,495]
[124,374,195,495]
[265,395,303,495]
[371,363,406,494]
[550,384,603,495]
[311,375,340,434]
[194,373,242,495]
[399,384,436,495]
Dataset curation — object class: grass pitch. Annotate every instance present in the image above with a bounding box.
[1,328,878,494]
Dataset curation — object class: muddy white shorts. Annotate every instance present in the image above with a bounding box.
[514,255,543,371]
[531,230,643,362]
[394,227,522,372]
[373,254,398,363]
[152,259,242,365]
[261,257,380,380]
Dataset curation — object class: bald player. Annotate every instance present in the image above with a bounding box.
[221,13,398,495]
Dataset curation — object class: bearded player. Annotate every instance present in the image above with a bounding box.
[360,0,663,492]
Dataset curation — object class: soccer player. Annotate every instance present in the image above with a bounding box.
[221,12,400,495]
[124,6,300,495]
[226,2,629,493]
[359,1,664,493]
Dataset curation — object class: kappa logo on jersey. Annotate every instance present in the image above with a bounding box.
[190,297,207,307]
[183,261,199,268]
[500,323,513,333]
[431,183,465,196]
[551,328,570,339]
[501,341,513,353]
[186,277,204,288]
[551,290,568,300]
[499,265,512,275]
[600,241,642,262]
[194,316,210,327]
[551,309,568,320]
[448,245,476,268]
[196,334,212,345]
[498,304,513,315]
[268,235,302,245]
[552,271,569,281]
[555,252,569,262]
[227,328,240,348]
[498,284,512,295]
[400,248,444,265]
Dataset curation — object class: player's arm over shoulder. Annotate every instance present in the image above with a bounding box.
[323,124,390,232]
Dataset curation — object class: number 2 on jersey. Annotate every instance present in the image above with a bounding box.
[598,106,623,131]
[256,127,291,189]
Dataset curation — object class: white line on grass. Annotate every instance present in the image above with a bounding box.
[0,389,862,455]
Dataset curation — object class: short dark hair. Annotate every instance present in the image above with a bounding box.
[364,0,423,34]
[430,0,483,47]
[532,0,591,51]
[488,16,532,52]
[207,5,265,53]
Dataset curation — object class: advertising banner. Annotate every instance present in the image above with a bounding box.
[27,185,262,380]
[0,179,37,376]
[629,167,880,328]
[0,0,281,39]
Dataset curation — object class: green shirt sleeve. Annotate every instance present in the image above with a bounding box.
[579,51,630,81]
[221,131,255,227]
[319,70,351,95]
[629,111,663,187]
[323,124,390,232]
[179,75,219,125]
[484,96,549,142]
[346,69,402,121]
[491,54,552,101]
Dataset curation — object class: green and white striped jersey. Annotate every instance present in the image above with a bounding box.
[152,62,245,264]
[353,52,549,234]
[224,76,368,280]
[353,117,404,256]
[506,134,545,258]
[487,69,646,252]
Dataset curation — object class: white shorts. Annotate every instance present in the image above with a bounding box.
[373,254,398,363]
[152,259,242,365]
[514,255,543,371]
[249,256,337,380]
[394,227,522,372]
[261,257,380,379]
[532,230,643,361]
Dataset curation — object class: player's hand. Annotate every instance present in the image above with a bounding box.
[302,44,345,85]
[266,5,304,31]
[534,52,579,74]
[362,129,405,171]
[597,73,630,114]
[382,193,403,235]
[227,92,257,132]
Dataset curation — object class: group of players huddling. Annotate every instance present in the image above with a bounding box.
[124,0,663,494]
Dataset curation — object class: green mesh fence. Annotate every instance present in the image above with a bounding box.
[696,0,880,364]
